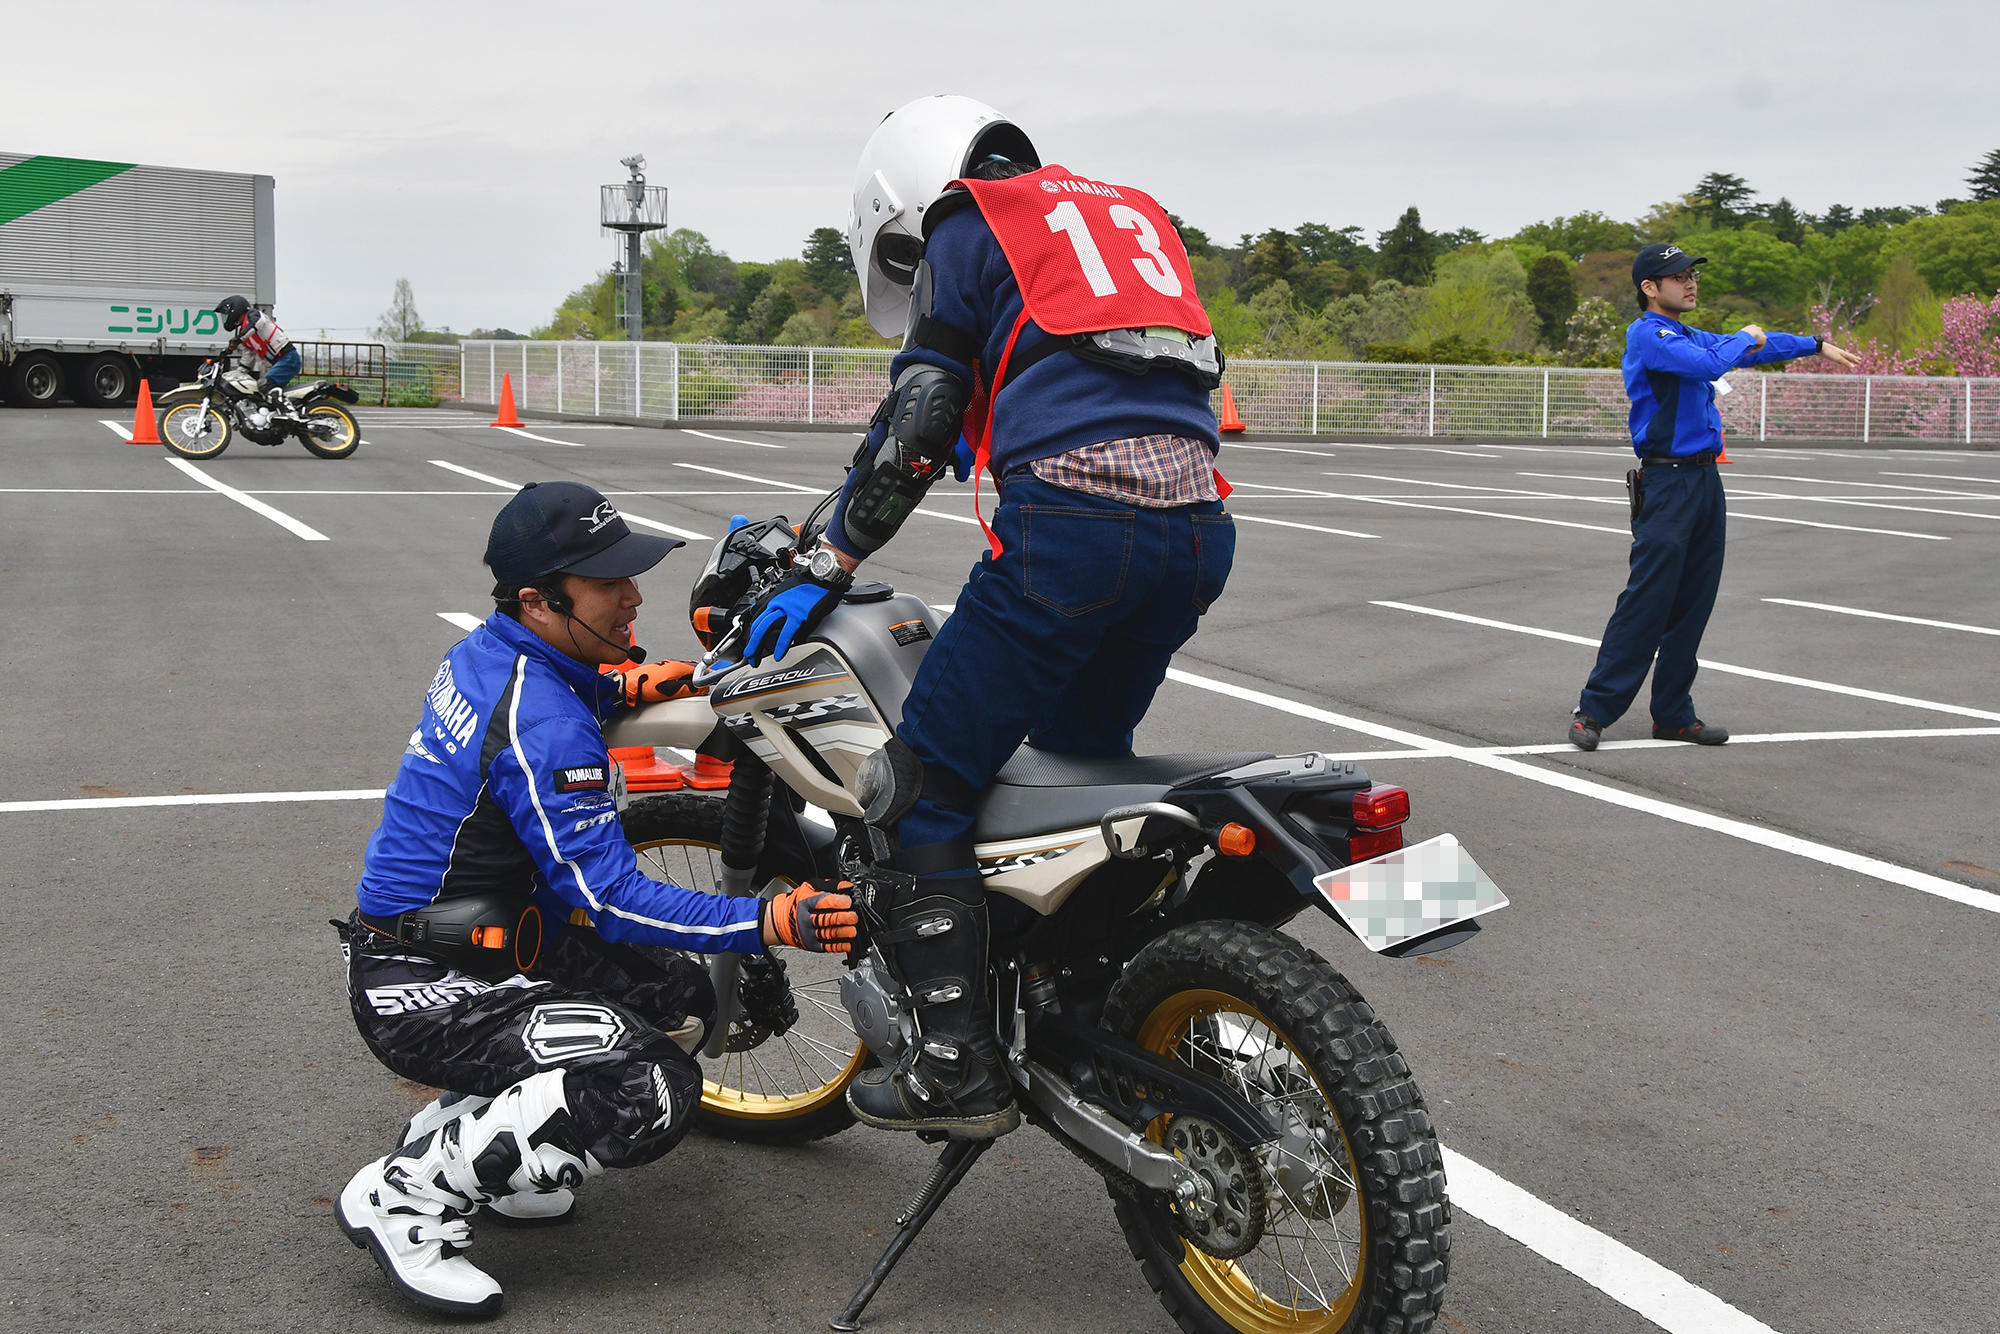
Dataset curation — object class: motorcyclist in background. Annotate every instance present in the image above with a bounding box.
[213,294,302,411]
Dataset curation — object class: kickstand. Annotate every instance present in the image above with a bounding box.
[829,1137,990,1331]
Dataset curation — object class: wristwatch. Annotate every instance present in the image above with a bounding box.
[803,545,854,588]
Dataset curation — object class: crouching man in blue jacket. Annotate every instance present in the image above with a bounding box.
[1568,244,1858,751]
[335,480,857,1318]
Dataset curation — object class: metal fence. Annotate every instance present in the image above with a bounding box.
[404,340,2000,446]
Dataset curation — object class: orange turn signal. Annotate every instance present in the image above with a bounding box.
[470,925,507,949]
[1216,823,1257,857]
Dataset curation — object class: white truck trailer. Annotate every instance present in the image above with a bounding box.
[0,152,275,407]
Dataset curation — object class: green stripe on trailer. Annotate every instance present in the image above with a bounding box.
[0,155,137,227]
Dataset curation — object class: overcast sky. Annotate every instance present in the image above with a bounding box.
[8,0,1992,338]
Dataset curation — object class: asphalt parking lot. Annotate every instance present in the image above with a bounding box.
[4,405,1997,1334]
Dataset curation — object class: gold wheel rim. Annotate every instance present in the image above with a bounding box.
[304,405,355,448]
[163,403,223,450]
[629,833,864,1119]
[1137,989,1366,1333]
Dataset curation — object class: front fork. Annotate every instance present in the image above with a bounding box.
[702,755,775,1058]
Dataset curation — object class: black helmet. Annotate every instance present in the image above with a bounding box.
[214,295,252,332]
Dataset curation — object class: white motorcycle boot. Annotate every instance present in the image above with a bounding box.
[399,1091,576,1225]
[339,1069,601,1315]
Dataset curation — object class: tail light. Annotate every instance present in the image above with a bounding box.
[1348,785,1410,862]
[1352,785,1410,830]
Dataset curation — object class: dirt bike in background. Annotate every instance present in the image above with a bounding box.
[604,508,1508,1334]
[153,358,361,460]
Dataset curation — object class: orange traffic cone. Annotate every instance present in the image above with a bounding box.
[129,378,161,445]
[490,373,523,427]
[611,743,688,792]
[680,751,735,790]
[1218,383,1247,435]
[1716,432,1733,464]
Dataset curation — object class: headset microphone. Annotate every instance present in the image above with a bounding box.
[535,592,646,663]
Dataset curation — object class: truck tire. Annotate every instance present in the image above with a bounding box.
[5,352,66,408]
[70,354,138,408]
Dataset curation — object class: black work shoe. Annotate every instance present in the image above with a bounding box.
[1653,720,1729,745]
[1568,712,1603,751]
[847,1038,1019,1140]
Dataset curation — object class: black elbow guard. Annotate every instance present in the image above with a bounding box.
[839,365,970,554]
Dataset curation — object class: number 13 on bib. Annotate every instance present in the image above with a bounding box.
[954,166,1212,339]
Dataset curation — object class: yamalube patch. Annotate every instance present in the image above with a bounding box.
[554,764,609,793]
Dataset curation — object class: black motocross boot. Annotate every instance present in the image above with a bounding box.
[846,874,1019,1139]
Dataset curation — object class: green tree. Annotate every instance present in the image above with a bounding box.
[1763,197,1806,246]
[801,226,853,295]
[1816,204,1857,233]
[1295,222,1373,270]
[1526,254,1579,344]
[1244,229,1303,296]
[1860,204,1929,228]
[373,278,423,342]
[1377,207,1439,285]
[1696,229,1804,306]
[1636,193,1708,244]
[1323,279,1428,357]
[1411,249,1536,352]
[1508,211,1637,260]
[1691,172,1756,227]
[669,229,738,301]
[1969,149,2000,202]
[1879,200,2000,298]
[1166,213,1214,257]
[1561,297,1625,367]
[1860,253,1942,352]
[1800,223,1892,305]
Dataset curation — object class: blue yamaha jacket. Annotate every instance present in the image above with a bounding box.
[355,612,764,953]
[828,204,1220,556]
[1624,312,1819,458]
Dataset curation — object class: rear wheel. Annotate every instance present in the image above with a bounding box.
[622,791,863,1144]
[71,353,137,408]
[299,402,360,458]
[161,402,232,459]
[5,351,65,407]
[1104,921,1450,1334]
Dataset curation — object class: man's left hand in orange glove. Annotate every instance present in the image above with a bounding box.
[612,658,704,707]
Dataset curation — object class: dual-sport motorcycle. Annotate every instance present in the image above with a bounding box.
[603,506,1507,1334]
[154,358,361,460]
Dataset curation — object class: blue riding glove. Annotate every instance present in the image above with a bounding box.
[741,571,845,664]
[952,434,975,484]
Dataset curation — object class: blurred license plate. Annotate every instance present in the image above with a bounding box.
[1313,833,1507,953]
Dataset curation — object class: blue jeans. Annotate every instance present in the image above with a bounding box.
[1577,463,1726,729]
[896,472,1236,861]
[262,346,302,388]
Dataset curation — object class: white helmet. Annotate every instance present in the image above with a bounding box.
[847,95,1040,337]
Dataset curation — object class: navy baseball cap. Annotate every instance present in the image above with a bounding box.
[484,481,682,587]
[1633,242,1706,284]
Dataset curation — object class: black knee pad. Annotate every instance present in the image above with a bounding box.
[563,1038,704,1168]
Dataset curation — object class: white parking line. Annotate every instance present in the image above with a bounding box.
[1441,1149,1780,1334]
[1162,663,1999,913]
[1234,514,1380,540]
[670,460,979,527]
[1762,598,2000,637]
[1512,473,1952,540]
[0,788,384,814]
[494,426,585,448]
[1728,471,2000,498]
[1882,471,2000,486]
[1319,726,2000,762]
[160,457,329,541]
[1370,601,2000,723]
[427,460,711,540]
[437,612,484,632]
[681,428,786,450]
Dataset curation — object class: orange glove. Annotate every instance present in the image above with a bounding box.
[613,658,703,707]
[762,882,860,954]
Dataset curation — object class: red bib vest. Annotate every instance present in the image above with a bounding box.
[943,166,1221,554]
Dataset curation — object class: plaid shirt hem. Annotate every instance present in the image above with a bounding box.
[1027,434,1219,507]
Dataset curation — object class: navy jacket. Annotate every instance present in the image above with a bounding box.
[828,204,1219,556]
[1624,312,1818,458]
[355,612,764,953]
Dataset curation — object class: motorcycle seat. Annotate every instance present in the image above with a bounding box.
[972,745,1273,843]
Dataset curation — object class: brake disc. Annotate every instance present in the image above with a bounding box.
[1166,1114,1267,1260]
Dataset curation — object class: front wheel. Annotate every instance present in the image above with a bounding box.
[160,402,232,459]
[298,402,360,458]
[621,791,864,1145]
[1103,921,1450,1334]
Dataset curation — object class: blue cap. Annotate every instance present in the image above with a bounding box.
[484,481,682,587]
[1633,242,1706,285]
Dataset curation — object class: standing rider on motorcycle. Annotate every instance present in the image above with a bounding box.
[734,95,1235,1140]
[213,294,301,411]
[334,480,858,1318]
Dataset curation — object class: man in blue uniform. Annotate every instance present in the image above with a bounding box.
[1569,244,1858,750]
[335,480,856,1317]
[733,96,1234,1138]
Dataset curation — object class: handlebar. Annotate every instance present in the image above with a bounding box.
[690,616,750,689]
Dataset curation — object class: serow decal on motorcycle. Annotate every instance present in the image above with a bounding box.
[154,359,361,460]
[603,509,1506,1334]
